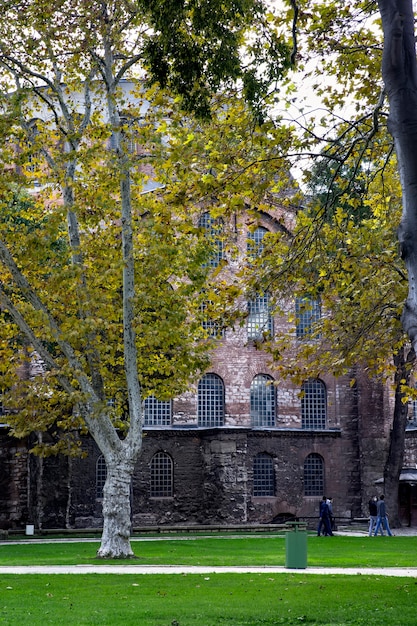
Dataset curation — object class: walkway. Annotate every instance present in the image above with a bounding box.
[1,564,417,577]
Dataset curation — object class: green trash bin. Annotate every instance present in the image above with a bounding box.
[285,522,307,569]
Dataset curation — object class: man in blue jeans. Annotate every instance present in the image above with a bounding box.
[317,496,333,536]
[374,494,393,536]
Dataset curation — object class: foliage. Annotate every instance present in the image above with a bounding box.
[140,0,292,117]
[0,89,290,450]
[0,0,295,557]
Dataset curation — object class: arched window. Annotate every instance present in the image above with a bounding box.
[247,292,273,341]
[198,373,225,427]
[96,455,107,499]
[295,296,321,339]
[250,374,276,427]
[253,453,275,496]
[150,452,173,498]
[301,379,327,429]
[247,226,269,257]
[304,453,324,496]
[198,212,224,267]
[144,396,172,426]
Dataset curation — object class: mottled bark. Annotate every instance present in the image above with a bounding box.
[97,458,135,559]
[378,0,417,348]
[377,0,417,525]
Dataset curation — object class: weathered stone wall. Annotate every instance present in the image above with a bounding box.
[0,430,28,529]
[66,424,362,529]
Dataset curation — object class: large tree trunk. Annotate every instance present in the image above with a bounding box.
[97,456,135,559]
[378,0,417,348]
[378,0,417,525]
[383,347,415,527]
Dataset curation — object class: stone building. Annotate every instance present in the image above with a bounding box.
[2,202,417,532]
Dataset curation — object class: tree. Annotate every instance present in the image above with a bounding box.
[0,0,292,557]
[239,0,417,522]
[376,1,417,348]
[245,146,416,522]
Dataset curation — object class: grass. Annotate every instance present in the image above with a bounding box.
[1,573,417,625]
[1,534,417,625]
[1,534,417,568]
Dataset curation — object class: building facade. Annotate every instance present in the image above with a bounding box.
[2,205,417,531]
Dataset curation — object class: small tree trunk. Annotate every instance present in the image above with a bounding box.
[96,459,135,559]
[383,347,415,527]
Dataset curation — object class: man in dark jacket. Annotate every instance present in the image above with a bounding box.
[317,496,333,536]
[368,496,378,536]
[374,494,393,536]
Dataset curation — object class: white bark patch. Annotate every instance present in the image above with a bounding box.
[96,461,136,559]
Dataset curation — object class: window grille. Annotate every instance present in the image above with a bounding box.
[144,396,172,426]
[247,292,273,341]
[250,374,276,427]
[247,226,268,257]
[96,455,107,499]
[198,212,224,267]
[295,296,321,338]
[150,452,173,498]
[304,453,324,496]
[253,453,275,496]
[198,373,225,427]
[301,379,327,429]
[200,300,224,338]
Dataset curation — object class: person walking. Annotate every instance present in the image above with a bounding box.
[374,494,393,536]
[327,497,336,531]
[368,496,378,536]
[317,496,333,536]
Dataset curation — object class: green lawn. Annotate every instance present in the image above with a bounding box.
[1,573,417,625]
[0,534,416,568]
[1,534,417,625]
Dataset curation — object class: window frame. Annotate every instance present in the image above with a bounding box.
[150,451,174,498]
[304,453,325,496]
[198,211,224,268]
[301,379,327,430]
[198,373,225,427]
[96,455,107,500]
[295,296,321,339]
[144,396,172,426]
[250,374,276,428]
[247,292,273,341]
[247,226,269,257]
[253,452,275,497]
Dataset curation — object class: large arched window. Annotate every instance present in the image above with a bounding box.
[304,453,324,496]
[144,396,172,426]
[250,374,276,427]
[198,373,225,427]
[253,453,275,496]
[198,212,224,267]
[247,292,273,341]
[150,452,173,498]
[96,455,107,500]
[247,226,269,257]
[301,379,327,429]
[295,296,321,339]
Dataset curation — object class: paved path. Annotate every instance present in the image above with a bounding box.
[1,564,417,577]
